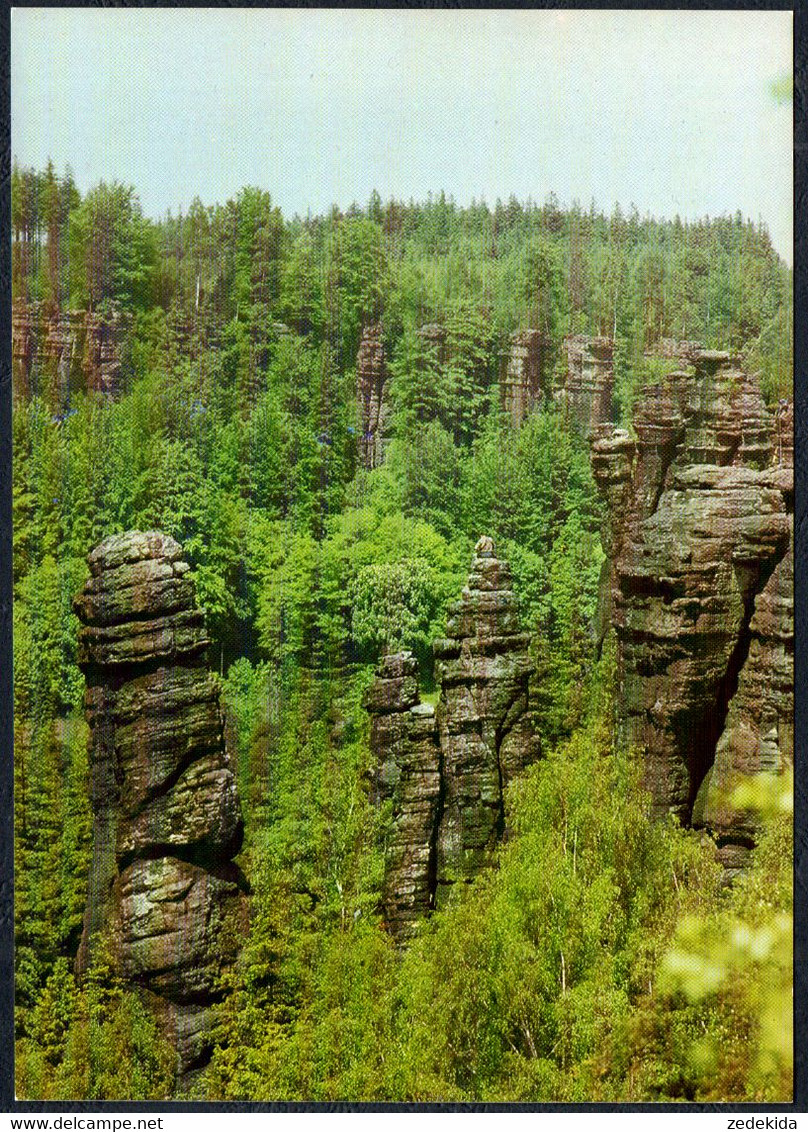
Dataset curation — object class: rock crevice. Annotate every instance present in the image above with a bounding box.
[591,354,793,869]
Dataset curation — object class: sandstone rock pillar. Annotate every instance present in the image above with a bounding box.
[366,540,542,938]
[590,356,793,868]
[73,530,247,1074]
[432,537,540,903]
[357,323,389,469]
[557,335,616,436]
[363,652,441,942]
[500,329,545,427]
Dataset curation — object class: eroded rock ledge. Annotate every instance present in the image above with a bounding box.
[73,531,247,1075]
[591,353,793,870]
[365,537,541,942]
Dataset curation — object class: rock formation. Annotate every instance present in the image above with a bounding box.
[433,536,541,899]
[73,531,247,1074]
[557,334,615,436]
[12,301,129,405]
[363,653,441,940]
[500,329,546,427]
[365,538,541,941]
[357,322,389,469]
[591,353,793,870]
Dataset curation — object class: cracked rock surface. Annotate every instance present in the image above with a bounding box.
[363,653,441,943]
[557,334,616,437]
[73,530,247,1074]
[591,354,793,869]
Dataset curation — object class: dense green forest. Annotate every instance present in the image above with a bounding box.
[12,162,792,1101]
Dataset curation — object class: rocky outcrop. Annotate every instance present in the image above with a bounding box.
[433,537,541,900]
[357,322,389,469]
[558,335,615,436]
[591,354,793,870]
[366,538,541,941]
[12,301,129,405]
[84,309,129,398]
[500,329,546,427]
[363,654,441,940]
[73,531,246,1074]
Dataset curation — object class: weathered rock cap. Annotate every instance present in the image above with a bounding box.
[376,651,419,680]
[87,530,185,577]
[74,530,208,668]
[693,349,739,369]
[362,651,419,714]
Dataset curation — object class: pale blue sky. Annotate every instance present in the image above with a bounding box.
[11,8,793,263]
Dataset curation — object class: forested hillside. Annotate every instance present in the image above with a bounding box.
[12,163,793,1102]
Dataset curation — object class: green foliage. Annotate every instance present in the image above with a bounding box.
[746,300,793,405]
[279,230,324,336]
[385,422,463,538]
[388,327,450,439]
[17,950,176,1100]
[509,235,568,348]
[380,723,716,1102]
[204,707,751,1103]
[325,216,388,370]
[349,558,441,655]
[12,169,792,1102]
[656,772,792,1101]
[15,713,92,1018]
[72,180,157,311]
[14,554,86,717]
[253,503,465,677]
[770,74,793,105]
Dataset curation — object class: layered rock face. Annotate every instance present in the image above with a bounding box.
[558,335,615,436]
[591,354,793,869]
[12,301,129,405]
[366,538,540,941]
[433,537,541,898]
[73,531,246,1073]
[357,322,389,469]
[363,654,441,940]
[500,329,545,427]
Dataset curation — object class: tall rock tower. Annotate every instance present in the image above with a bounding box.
[356,322,390,469]
[433,536,540,901]
[365,538,541,941]
[591,354,793,870]
[73,531,247,1075]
